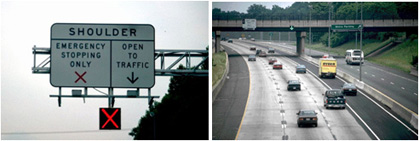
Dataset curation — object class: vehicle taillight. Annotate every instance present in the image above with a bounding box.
[299,118,304,121]
[344,100,346,103]
[313,117,317,120]
[326,100,328,103]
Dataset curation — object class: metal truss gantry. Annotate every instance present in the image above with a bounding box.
[32,45,208,107]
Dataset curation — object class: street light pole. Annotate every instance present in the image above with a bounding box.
[360,2,363,81]
[328,3,331,55]
[356,2,358,50]
[309,4,312,56]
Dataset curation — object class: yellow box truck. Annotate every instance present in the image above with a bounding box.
[319,58,337,78]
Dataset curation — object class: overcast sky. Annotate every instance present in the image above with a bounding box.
[213,2,295,13]
[1,1,208,139]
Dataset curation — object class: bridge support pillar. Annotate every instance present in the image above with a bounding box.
[215,31,221,53]
[296,31,307,56]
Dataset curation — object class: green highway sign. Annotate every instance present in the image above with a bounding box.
[331,24,363,31]
[269,32,273,36]
[289,25,294,30]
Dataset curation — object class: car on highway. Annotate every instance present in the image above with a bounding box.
[248,55,256,61]
[256,49,262,55]
[250,46,256,50]
[273,62,283,69]
[341,83,357,96]
[322,54,330,58]
[297,110,318,127]
[221,37,227,41]
[287,80,301,91]
[259,51,267,57]
[323,89,346,109]
[268,58,277,65]
[228,39,233,43]
[268,47,275,53]
[251,38,255,41]
[319,58,337,78]
[296,64,306,73]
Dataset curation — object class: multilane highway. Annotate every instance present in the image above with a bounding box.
[253,40,418,113]
[212,40,418,140]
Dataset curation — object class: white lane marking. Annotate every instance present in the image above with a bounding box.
[357,69,360,71]
[337,76,418,137]
[346,104,380,140]
[364,72,368,74]
[351,66,353,69]
[381,78,384,81]
[401,87,405,90]
[368,65,418,84]
[372,74,375,77]
[414,93,418,96]
[390,82,394,85]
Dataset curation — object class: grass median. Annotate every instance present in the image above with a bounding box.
[212,51,227,86]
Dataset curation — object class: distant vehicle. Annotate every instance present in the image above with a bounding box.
[251,38,255,41]
[259,51,267,57]
[273,62,283,69]
[268,58,277,65]
[346,49,364,65]
[228,39,233,43]
[268,48,275,53]
[256,49,262,55]
[297,110,318,127]
[250,46,256,50]
[323,89,346,109]
[319,58,337,78]
[287,80,301,91]
[322,54,330,58]
[239,38,242,40]
[341,83,357,96]
[221,37,227,41]
[243,37,247,40]
[248,55,256,61]
[296,64,306,73]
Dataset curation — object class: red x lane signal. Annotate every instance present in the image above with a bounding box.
[100,108,121,130]
[75,71,87,83]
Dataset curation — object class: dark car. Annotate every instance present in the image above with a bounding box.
[250,46,256,50]
[296,64,306,73]
[323,89,346,109]
[287,80,301,91]
[248,55,256,61]
[268,58,277,65]
[273,62,283,69]
[297,110,318,127]
[268,47,275,53]
[221,37,227,41]
[341,83,357,96]
[259,51,267,57]
[228,39,233,43]
[256,49,262,55]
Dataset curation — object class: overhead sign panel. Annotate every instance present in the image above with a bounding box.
[51,23,155,88]
[331,24,363,31]
[242,19,256,30]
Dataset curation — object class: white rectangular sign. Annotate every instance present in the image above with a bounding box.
[50,23,155,88]
[242,19,256,30]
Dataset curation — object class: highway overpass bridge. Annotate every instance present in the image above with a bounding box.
[213,19,418,54]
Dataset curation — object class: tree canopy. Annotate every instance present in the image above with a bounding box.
[213,2,417,20]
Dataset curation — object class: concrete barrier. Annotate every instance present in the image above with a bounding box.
[212,51,229,103]
[303,55,418,130]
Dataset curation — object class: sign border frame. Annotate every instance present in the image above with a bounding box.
[50,23,156,88]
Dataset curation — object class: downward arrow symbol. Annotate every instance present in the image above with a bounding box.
[127,72,139,84]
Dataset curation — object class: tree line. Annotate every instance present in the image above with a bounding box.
[213,2,418,20]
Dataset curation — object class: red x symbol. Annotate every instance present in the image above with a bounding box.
[101,109,119,128]
[75,71,87,83]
